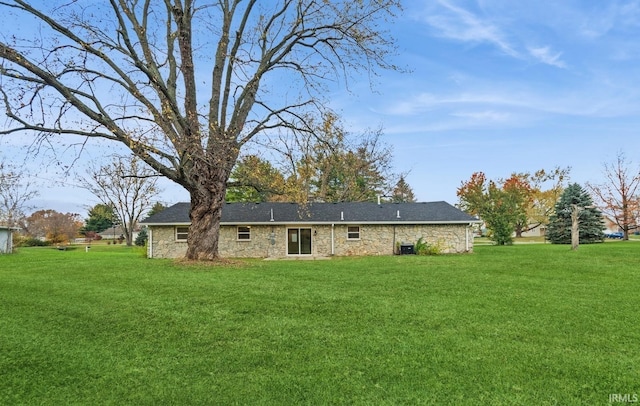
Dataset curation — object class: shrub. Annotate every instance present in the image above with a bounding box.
[415,237,442,256]
[14,236,51,247]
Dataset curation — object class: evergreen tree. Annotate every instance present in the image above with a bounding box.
[547,183,605,244]
[391,176,416,203]
[135,228,148,247]
[83,204,116,233]
[146,202,168,218]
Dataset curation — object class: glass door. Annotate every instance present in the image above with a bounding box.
[287,228,312,255]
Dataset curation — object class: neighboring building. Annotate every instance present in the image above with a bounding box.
[519,224,547,238]
[0,226,18,254]
[603,216,621,234]
[98,226,140,241]
[142,201,480,259]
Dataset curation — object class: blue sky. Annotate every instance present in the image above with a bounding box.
[3,0,640,216]
[333,0,640,203]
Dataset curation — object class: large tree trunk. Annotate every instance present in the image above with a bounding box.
[515,226,523,238]
[184,144,238,261]
[124,219,134,246]
[186,188,226,260]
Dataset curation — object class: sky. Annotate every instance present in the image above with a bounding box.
[3,0,640,217]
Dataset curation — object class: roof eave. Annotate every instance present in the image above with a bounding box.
[141,222,192,226]
[145,220,480,226]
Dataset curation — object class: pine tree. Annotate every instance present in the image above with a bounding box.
[391,176,416,203]
[547,183,605,244]
[83,204,116,233]
[146,202,168,218]
[135,228,148,247]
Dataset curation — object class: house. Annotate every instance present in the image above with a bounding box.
[0,226,18,254]
[98,226,140,242]
[519,224,547,238]
[141,201,480,259]
[602,216,621,234]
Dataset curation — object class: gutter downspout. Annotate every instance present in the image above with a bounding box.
[148,227,153,258]
[393,225,397,255]
[331,223,335,256]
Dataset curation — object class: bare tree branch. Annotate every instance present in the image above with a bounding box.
[0,0,401,259]
[78,154,161,246]
[588,151,640,239]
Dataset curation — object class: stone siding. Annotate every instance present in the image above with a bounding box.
[218,225,287,258]
[149,226,188,259]
[149,223,472,259]
[329,224,471,256]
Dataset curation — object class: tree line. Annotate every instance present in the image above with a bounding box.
[457,151,640,245]
[0,154,166,246]
[226,114,415,204]
[1,128,416,246]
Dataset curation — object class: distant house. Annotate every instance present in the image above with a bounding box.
[98,226,140,241]
[141,201,480,259]
[0,226,18,254]
[602,216,621,234]
[519,224,547,238]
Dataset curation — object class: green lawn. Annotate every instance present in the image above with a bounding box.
[1,243,638,405]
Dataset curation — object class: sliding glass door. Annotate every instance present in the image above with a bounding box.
[287,228,312,255]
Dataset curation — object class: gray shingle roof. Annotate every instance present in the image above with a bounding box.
[142,201,479,225]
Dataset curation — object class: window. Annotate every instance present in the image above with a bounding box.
[347,226,360,240]
[176,226,189,241]
[237,226,251,241]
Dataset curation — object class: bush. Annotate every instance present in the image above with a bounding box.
[82,231,103,241]
[415,237,442,256]
[14,236,51,247]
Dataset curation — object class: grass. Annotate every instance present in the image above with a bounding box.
[1,243,638,405]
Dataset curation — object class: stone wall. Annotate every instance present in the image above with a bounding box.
[218,225,286,258]
[148,226,188,259]
[328,224,472,256]
[149,223,473,259]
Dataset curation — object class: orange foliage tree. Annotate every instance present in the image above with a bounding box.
[22,210,82,244]
[458,167,569,240]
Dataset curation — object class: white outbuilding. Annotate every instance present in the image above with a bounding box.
[0,226,18,254]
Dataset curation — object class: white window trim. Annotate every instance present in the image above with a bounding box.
[347,225,361,240]
[237,226,251,241]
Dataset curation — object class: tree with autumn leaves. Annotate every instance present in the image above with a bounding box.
[457,172,521,245]
[226,114,408,203]
[21,210,82,244]
[457,168,569,244]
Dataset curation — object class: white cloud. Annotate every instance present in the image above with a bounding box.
[527,46,567,68]
[424,0,518,57]
[382,91,529,116]
[419,1,572,70]
[449,110,511,122]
